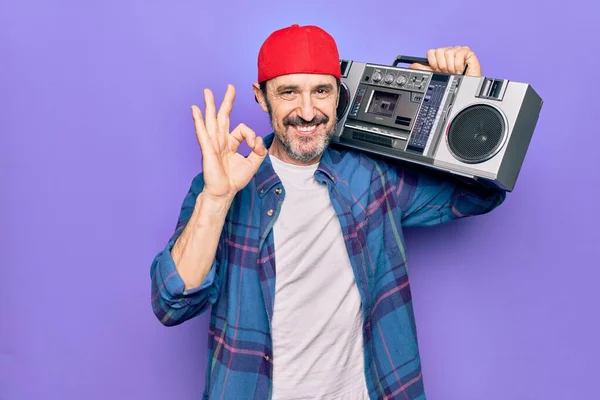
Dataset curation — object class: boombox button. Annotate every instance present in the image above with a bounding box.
[411,92,423,103]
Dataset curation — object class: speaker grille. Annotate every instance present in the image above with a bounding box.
[336,83,350,121]
[447,104,506,164]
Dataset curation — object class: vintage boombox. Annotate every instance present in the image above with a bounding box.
[331,55,544,191]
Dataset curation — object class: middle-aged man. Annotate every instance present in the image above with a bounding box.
[151,24,507,399]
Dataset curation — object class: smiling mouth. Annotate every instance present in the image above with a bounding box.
[292,124,320,135]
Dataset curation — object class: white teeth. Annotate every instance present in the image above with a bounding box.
[296,125,316,132]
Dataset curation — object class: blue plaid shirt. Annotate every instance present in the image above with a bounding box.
[150,132,506,399]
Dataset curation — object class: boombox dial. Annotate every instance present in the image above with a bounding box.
[396,75,407,86]
[371,71,383,82]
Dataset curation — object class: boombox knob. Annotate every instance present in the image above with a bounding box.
[372,71,383,82]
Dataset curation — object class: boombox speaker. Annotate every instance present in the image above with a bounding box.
[331,55,543,191]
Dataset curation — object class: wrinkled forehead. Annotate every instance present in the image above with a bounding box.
[267,73,337,91]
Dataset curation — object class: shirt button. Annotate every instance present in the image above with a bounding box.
[266,209,274,217]
[275,187,282,195]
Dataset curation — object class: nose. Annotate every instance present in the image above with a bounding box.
[297,93,316,122]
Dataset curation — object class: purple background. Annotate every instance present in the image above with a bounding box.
[1,0,599,399]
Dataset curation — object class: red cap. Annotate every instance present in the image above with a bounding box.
[257,24,341,83]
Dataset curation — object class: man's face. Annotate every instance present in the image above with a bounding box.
[255,73,339,164]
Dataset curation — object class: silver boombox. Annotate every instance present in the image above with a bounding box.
[331,55,544,191]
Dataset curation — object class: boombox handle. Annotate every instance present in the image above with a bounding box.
[393,54,469,75]
[393,55,429,67]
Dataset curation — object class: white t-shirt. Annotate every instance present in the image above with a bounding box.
[269,154,370,400]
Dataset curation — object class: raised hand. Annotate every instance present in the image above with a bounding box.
[191,84,268,202]
[409,46,482,77]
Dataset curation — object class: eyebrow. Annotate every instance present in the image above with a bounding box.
[275,83,334,93]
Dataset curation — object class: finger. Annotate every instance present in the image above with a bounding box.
[453,47,469,75]
[246,135,267,171]
[217,84,236,138]
[409,62,433,71]
[434,47,449,72]
[191,104,211,150]
[250,134,267,157]
[230,123,257,151]
[426,48,439,71]
[444,47,458,74]
[463,48,482,76]
[203,88,218,137]
[454,47,467,74]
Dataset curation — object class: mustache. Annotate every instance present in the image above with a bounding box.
[283,114,329,127]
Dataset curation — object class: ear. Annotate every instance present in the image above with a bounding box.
[252,82,269,113]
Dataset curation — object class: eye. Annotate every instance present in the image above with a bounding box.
[315,88,331,98]
[278,90,296,100]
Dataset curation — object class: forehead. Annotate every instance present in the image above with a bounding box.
[268,73,336,90]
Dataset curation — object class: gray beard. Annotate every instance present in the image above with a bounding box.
[264,100,335,163]
[277,130,333,163]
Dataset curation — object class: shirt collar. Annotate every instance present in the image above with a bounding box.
[255,132,337,198]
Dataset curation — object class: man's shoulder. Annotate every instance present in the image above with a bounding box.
[326,145,398,176]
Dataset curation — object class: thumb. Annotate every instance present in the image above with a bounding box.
[246,136,267,171]
[409,63,433,71]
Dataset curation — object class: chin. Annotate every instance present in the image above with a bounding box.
[287,131,333,162]
[273,119,336,163]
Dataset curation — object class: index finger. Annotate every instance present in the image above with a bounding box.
[409,62,433,71]
[425,48,439,72]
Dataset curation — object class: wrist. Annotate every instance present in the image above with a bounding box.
[195,192,233,220]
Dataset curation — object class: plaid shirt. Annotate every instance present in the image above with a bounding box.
[151,132,506,399]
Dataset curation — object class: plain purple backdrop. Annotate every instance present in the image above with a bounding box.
[1,0,599,399]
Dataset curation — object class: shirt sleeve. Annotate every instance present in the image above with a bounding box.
[150,173,223,326]
[390,163,507,228]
